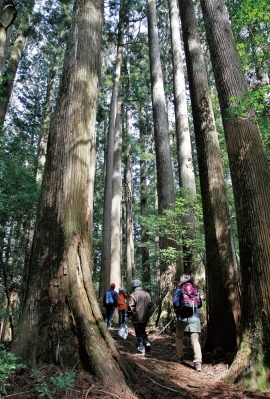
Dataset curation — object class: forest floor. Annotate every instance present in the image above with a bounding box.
[3,323,270,399]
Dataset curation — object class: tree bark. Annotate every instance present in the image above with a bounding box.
[0,0,17,73]
[36,47,61,182]
[0,33,26,127]
[110,93,123,292]
[147,0,177,324]
[124,104,134,286]
[179,0,241,351]
[147,0,175,214]
[200,0,270,388]
[99,0,124,306]
[168,0,197,271]
[139,108,151,288]
[10,0,134,389]
[0,0,34,129]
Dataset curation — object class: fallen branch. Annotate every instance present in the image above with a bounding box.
[4,392,32,398]
[85,384,95,399]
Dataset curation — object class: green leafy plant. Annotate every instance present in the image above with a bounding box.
[0,344,26,395]
[32,370,77,398]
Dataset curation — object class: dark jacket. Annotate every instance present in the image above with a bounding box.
[129,287,152,323]
[103,289,118,308]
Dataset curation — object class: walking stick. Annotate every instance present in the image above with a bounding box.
[150,317,175,342]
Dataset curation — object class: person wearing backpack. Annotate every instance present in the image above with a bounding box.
[173,274,203,372]
[128,279,152,355]
[103,283,118,328]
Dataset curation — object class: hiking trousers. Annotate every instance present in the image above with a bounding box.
[175,317,202,362]
[105,306,115,323]
[133,322,151,354]
[118,309,126,325]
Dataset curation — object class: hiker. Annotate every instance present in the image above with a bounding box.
[173,274,203,372]
[103,283,118,328]
[118,287,130,326]
[128,279,152,355]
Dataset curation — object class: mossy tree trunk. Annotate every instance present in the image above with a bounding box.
[11,0,135,389]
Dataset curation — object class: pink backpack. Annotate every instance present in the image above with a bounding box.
[181,283,200,312]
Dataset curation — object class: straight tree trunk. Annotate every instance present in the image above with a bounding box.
[147,0,175,214]
[10,1,134,389]
[168,0,197,271]
[99,1,124,306]
[200,0,270,388]
[36,47,61,181]
[139,108,151,288]
[110,93,123,292]
[124,104,134,286]
[147,0,177,323]
[179,0,241,350]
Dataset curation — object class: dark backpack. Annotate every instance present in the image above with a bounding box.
[173,283,201,316]
[105,291,114,305]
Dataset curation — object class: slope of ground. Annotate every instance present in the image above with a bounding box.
[3,323,270,398]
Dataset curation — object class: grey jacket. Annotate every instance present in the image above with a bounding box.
[129,287,152,323]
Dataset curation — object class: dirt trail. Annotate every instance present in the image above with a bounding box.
[111,324,270,399]
[4,323,270,398]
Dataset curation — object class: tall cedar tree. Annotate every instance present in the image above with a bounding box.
[179,0,241,350]
[147,0,178,323]
[11,0,134,389]
[124,103,135,285]
[99,1,125,305]
[168,0,197,272]
[200,0,270,388]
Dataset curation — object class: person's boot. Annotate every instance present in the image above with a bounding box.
[137,339,145,355]
[107,320,112,328]
[194,362,202,372]
[145,341,151,353]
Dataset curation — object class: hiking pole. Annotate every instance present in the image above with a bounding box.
[150,317,175,342]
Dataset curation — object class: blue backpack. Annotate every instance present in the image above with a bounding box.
[105,291,114,305]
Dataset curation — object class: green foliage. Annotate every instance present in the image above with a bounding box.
[0,136,40,222]
[0,344,26,395]
[139,192,205,266]
[32,370,77,399]
[226,0,270,161]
